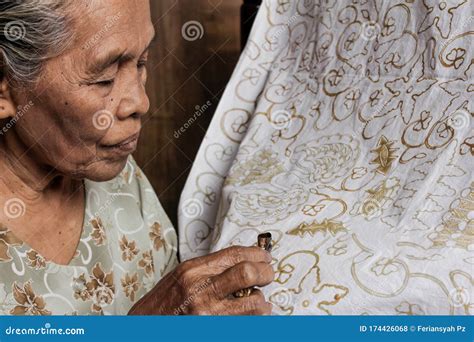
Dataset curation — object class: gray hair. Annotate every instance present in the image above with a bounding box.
[0,0,76,86]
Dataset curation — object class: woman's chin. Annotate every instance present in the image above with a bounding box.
[82,157,130,182]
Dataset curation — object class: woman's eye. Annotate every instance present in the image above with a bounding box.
[137,60,147,68]
[95,79,115,87]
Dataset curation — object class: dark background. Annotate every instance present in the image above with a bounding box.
[134,0,261,226]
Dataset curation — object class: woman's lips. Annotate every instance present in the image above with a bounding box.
[101,133,140,154]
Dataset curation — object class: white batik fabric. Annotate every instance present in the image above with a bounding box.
[178,0,473,315]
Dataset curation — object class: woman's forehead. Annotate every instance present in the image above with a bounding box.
[67,0,154,68]
[69,0,153,46]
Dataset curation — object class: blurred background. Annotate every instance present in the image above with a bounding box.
[134,0,261,226]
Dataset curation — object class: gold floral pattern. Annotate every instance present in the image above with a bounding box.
[90,217,106,246]
[225,149,285,186]
[0,224,22,262]
[26,250,46,270]
[179,0,472,315]
[287,220,346,237]
[72,263,115,314]
[149,222,166,251]
[138,250,155,276]
[351,178,401,221]
[371,258,400,276]
[395,301,425,315]
[121,272,140,302]
[10,281,51,316]
[72,274,93,302]
[90,263,115,309]
[370,135,399,175]
[428,183,474,250]
[119,235,139,262]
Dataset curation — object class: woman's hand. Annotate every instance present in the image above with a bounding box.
[128,246,275,315]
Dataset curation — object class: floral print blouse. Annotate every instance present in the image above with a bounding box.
[0,157,178,315]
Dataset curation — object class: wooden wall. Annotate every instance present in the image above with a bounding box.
[134,0,242,226]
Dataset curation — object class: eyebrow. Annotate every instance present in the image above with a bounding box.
[86,33,156,76]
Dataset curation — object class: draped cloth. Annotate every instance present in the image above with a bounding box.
[178,0,473,315]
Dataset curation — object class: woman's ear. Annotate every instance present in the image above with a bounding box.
[0,77,16,120]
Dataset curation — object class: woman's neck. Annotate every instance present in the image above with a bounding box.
[0,130,79,201]
[0,131,86,265]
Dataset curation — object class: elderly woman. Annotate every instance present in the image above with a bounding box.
[0,0,274,315]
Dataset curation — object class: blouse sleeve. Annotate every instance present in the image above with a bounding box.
[128,157,179,281]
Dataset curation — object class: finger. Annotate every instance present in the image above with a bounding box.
[192,246,272,272]
[221,289,273,315]
[209,261,274,298]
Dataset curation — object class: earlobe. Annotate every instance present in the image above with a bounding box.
[0,78,16,120]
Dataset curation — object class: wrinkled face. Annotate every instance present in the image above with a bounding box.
[10,0,153,181]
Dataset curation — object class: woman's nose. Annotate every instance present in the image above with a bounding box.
[115,74,150,120]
